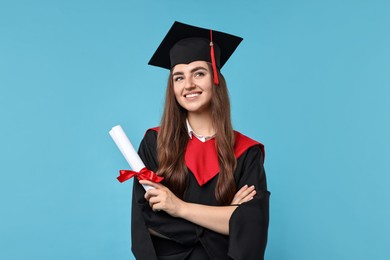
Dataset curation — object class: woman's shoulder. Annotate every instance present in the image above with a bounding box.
[144,126,160,135]
[145,126,160,133]
[233,130,265,159]
[142,126,159,143]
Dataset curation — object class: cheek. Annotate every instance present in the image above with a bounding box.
[205,91,214,103]
[202,77,214,91]
[173,85,181,98]
[203,83,214,99]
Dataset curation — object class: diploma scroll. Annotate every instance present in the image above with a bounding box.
[109,125,154,190]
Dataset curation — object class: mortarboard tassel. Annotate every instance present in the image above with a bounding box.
[210,30,219,85]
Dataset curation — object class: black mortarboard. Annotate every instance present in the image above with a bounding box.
[148,21,243,85]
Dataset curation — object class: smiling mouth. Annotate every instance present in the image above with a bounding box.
[184,92,201,98]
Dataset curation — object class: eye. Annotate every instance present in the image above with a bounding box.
[194,71,205,78]
[173,76,184,82]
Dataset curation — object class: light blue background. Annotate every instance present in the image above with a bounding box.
[1,0,389,259]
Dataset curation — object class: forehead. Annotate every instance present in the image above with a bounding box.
[172,61,210,74]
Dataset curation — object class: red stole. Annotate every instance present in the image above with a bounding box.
[150,128,264,186]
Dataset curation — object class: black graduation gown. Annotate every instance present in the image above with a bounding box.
[131,129,270,260]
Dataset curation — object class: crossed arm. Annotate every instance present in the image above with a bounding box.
[140,180,256,235]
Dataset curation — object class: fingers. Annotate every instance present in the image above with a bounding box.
[144,188,160,201]
[148,197,162,212]
[144,189,164,211]
[141,180,166,201]
[245,190,256,202]
[231,185,256,205]
[236,184,250,196]
[142,184,183,216]
[144,185,172,212]
[139,180,164,189]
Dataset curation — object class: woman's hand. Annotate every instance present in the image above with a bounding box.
[139,180,186,217]
[230,185,256,205]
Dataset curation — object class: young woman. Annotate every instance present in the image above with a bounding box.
[130,21,270,260]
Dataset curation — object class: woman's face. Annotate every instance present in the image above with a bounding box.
[172,61,213,114]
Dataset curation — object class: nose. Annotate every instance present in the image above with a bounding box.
[184,77,195,90]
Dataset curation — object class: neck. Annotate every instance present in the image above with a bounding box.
[187,112,215,137]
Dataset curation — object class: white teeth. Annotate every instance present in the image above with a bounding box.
[185,93,200,98]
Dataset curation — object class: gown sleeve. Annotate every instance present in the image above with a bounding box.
[131,130,201,259]
[228,145,270,260]
[131,130,159,260]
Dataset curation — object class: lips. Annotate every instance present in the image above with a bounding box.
[184,92,202,98]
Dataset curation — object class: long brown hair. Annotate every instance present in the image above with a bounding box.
[157,66,237,205]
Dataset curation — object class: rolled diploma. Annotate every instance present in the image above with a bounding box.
[109,125,153,190]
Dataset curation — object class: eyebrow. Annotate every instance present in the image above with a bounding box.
[172,66,208,76]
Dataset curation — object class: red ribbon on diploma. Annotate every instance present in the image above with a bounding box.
[117,167,164,183]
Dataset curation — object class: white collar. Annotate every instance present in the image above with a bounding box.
[186,119,215,143]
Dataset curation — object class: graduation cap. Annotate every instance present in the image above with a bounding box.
[148,21,243,85]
